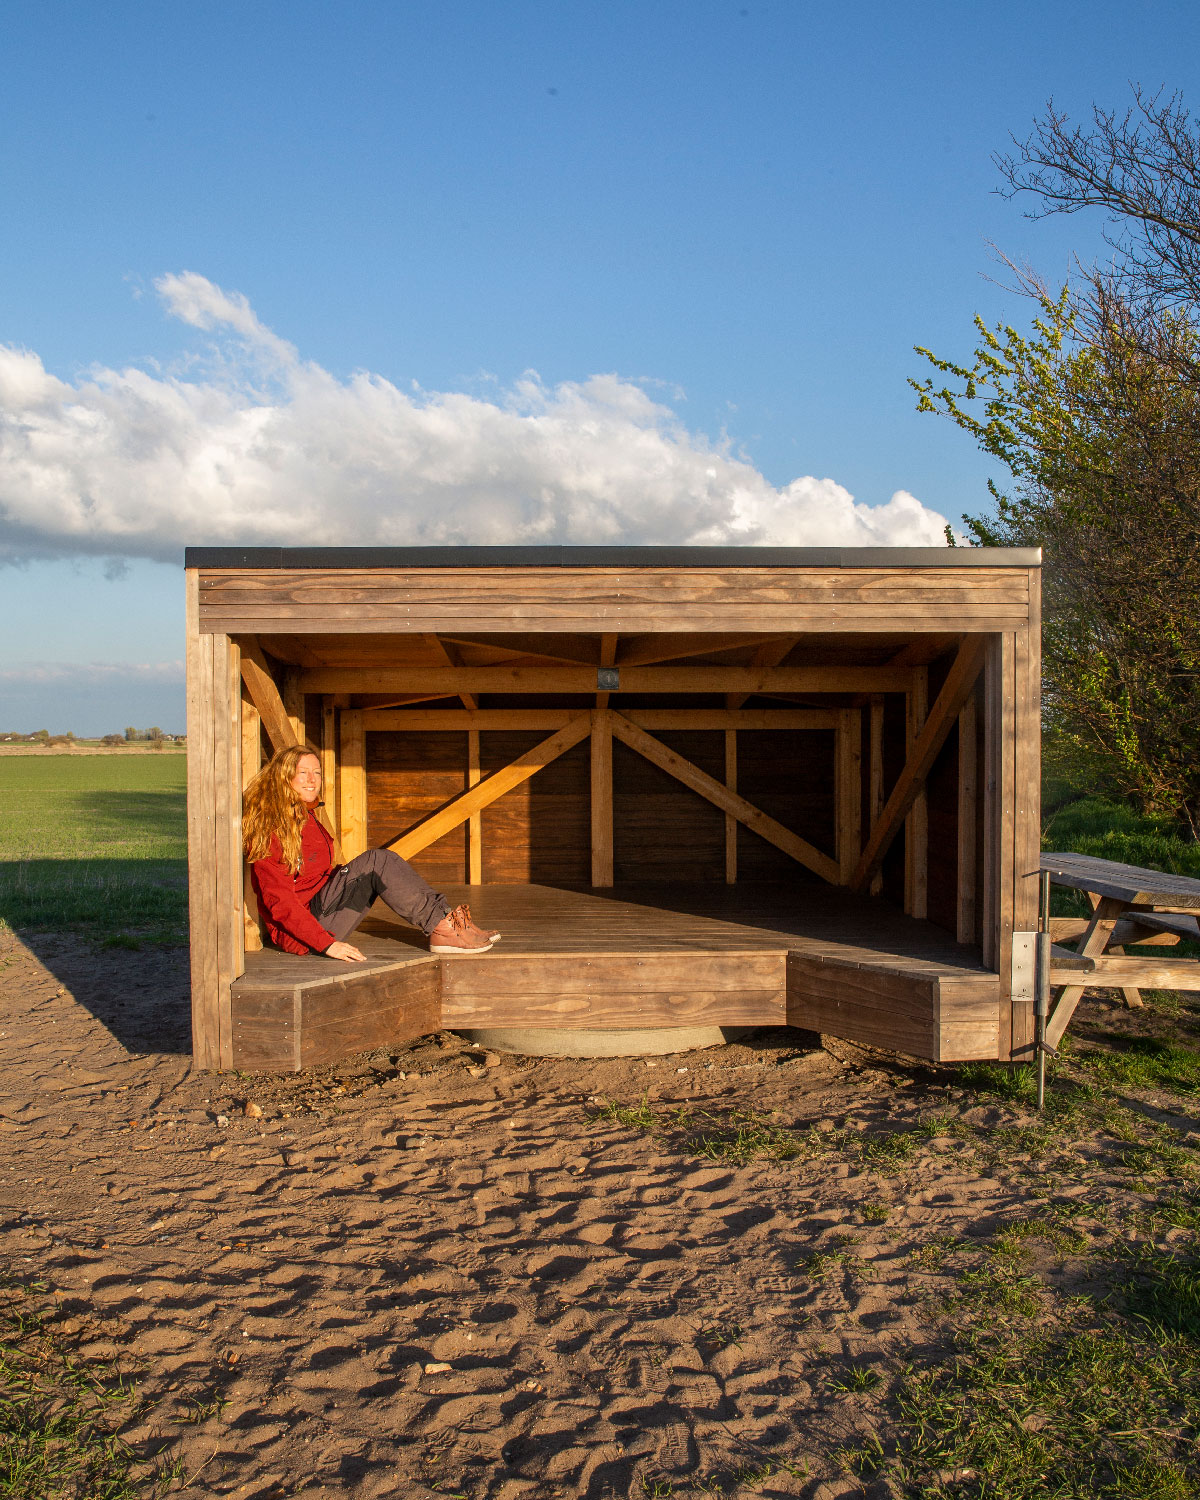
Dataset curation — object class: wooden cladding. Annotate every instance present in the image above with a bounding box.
[198,565,1031,635]
[188,554,1041,1072]
[366,716,844,890]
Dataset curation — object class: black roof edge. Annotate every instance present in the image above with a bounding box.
[185,545,1041,569]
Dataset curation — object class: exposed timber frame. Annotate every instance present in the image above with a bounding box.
[186,546,1042,1073]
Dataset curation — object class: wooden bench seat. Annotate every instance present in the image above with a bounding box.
[229,883,999,1072]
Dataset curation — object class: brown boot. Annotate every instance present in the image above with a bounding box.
[459,903,501,943]
[429,904,494,954]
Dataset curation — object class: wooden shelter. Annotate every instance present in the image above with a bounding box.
[185,546,1041,1073]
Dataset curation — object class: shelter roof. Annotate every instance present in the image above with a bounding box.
[186,545,1041,570]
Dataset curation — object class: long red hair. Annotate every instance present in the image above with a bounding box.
[242,745,321,872]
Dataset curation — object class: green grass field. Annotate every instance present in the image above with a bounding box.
[0,754,188,944]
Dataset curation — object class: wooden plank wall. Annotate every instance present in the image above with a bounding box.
[364,726,842,890]
[198,565,1033,636]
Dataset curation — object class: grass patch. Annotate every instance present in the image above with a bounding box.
[1075,1036,1200,1096]
[957,1060,1039,1104]
[585,1097,815,1165]
[0,1274,180,1499]
[1043,795,1200,883]
[889,1314,1200,1499]
[859,1112,965,1169]
[0,755,187,942]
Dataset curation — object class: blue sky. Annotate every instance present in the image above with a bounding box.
[2,0,1198,733]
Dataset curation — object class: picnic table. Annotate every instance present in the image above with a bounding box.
[1041,851,1200,1048]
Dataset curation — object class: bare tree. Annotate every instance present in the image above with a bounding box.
[997,86,1200,314]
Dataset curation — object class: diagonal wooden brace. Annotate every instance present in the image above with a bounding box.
[850,636,987,892]
[1045,896,1125,1049]
[387,714,593,861]
[239,638,300,753]
[609,711,840,884]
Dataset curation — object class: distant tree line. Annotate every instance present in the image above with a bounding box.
[0,727,185,746]
[913,87,1200,834]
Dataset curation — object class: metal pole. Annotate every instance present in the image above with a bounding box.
[1036,869,1051,1111]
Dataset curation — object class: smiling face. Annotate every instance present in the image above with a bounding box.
[289,752,323,806]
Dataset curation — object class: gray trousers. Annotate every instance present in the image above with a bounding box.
[309,849,448,941]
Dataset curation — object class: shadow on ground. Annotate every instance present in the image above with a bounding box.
[6,927,192,1057]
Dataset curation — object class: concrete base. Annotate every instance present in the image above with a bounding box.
[454,1025,750,1058]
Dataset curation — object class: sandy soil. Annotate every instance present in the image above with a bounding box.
[3,925,1179,1499]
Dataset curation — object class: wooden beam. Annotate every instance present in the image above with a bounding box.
[868,695,884,897]
[596,633,618,710]
[591,709,613,886]
[609,712,840,885]
[836,708,862,885]
[616,632,791,667]
[468,727,482,884]
[300,664,913,695]
[725,729,737,885]
[437,632,602,665]
[425,634,478,711]
[1048,954,1200,991]
[727,637,798,709]
[956,694,978,945]
[339,709,367,860]
[388,715,593,861]
[850,636,987,892]
[239,638,300,752]
[359,708,840,731]
[905,666,929,918]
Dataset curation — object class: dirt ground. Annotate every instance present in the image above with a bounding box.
[3,925,1196,1499]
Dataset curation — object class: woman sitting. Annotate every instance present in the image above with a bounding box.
[243,745,497,960]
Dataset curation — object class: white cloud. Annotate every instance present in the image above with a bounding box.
[0,273,952,563]
[0,660,183,685]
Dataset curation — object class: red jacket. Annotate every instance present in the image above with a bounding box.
[251,813,337,955]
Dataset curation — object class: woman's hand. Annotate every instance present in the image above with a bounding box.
[325,940,367,962]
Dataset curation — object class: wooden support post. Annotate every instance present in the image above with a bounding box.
[591,709,613,886]
[610,712,840,884]
[185,583,242,1071]
[241,688,263,954]
[868,695,884,897]
[282,667,306,743]
[850,636,987,893]
[905,666,928,918]
[725,729,737,885]
[988,633,1017,1055]
[956,693,978,946]
[320,697,338,842]
[468,727,482,884]
[339,709,368,860]
[1008,607,1042,1059]
[219,638,244,1005]
[836,708,862,886]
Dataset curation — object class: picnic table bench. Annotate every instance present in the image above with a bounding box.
[1041,851,1200,1048]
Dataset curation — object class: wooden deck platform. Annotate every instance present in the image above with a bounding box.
[230,883,999,1072]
